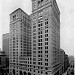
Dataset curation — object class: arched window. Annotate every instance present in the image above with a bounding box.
[19,71,23,75]
[28,72,31,75]
[24,72,26,75]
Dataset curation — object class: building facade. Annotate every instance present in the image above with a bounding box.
[2,33,9,57]
[9,8,31,75]
[31,0,61,75]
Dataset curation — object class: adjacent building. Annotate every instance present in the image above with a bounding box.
[0,51,9,75]
[9,8,31,75]
[2,33,9,57]
[31,0,61,75]
[64,54,69,72]
[59,49,65,74]
[67,56,74,75]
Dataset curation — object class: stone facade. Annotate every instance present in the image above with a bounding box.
[9,8,31,75]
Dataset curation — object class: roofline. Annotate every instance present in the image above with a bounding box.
[10,8,30,17]
[3,33,9,36]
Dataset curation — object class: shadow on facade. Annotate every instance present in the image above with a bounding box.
[13,69,15,75]
[19,71,31,75]
[12,70,31,75]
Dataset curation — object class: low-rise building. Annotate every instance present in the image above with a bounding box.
[64,54,69,72]
[0,51,9,75]
[66,56,74,75]
[59,49,65,74]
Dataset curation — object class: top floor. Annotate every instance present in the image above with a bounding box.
[10,8,30,22]
[3,33,9,39]
[31,0,60,14]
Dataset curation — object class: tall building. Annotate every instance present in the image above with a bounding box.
[2,33,9,57]
[9,8,31,75]
[31,0,60,75]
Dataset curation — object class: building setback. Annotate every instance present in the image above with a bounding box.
[2,33,9,57]
[9,8,32,75]
[31,0,61,75]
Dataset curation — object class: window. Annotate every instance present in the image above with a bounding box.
[45,34,48,37]
[33,58,36,61]
[41,71,43,74]
[45,25,48,29]
[45,30,48,33]
[33,29,36,32]
[45,72,48,74]
[41,23,43,26]
[38,39,42,42]
[45,21,48,25]
[33,33,36,36]
[41,0,43,2]
[45,42,48,45]
[38,24,40,27]
[33,44,36,46]
[45,38,48,41]
[33,26,36,28]
[33,40,36,43]
[38,47,42,50]
[45,63,48,66]
[38,0,43,4]
[45,46,48,49]
[33,36,36,39]
[38,71,40,73]
[45,59,48,62]
[41,35,42,38]
[33,47,36,50]
[13,15,16,20]
[33,51,36,53]
[38,51,42,53]
[33,62,36,64]
[38,43,42,46]
[45,51,48,53]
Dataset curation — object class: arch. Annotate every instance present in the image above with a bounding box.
[24,71,26,75]
[28,72,31,75]
[13,69,15,75]
[19,71,23,75]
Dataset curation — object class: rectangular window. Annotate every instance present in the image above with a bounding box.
[45,34,48,37]
[45,38,48,41]
[45,30,48,33]
[33,36,36,39]
[33,26,36,28]
[13,15,16,20]
[33,62,36,64]
[33,40,36,43]
[33,33,36,36]
[45,42,48,45]
[45,46,48,49]
[33,47,36,50]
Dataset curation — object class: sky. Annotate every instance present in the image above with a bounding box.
[0,0,74,56]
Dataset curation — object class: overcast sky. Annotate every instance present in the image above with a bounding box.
[0,0,74,56]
